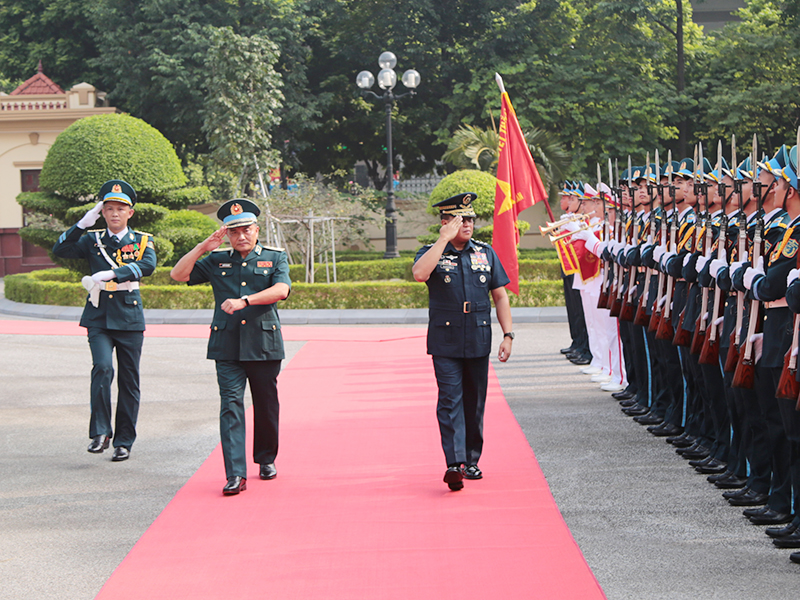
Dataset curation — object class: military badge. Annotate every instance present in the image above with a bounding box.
[783,239,799,259]
[112,184,122,193]
[479,274,486,283]
[231,203,243,215]
[444,275,451,283]
[258,261,273,268]
[219,263,232,268]
[470,252,489,270]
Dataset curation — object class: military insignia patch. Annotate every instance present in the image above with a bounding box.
[783,239,799,259]
[112,184,122,193]
[479,274,487,283]
[218,263,232,268]
[231,203,243,215]
[444,275,451,283]
[257,261,273,268]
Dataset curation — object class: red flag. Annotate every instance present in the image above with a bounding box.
[493,84,548,295]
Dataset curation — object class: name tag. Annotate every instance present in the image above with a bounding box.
[258,261,273,268]
[218,263,232,268]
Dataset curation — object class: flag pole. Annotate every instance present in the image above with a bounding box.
[495,73,554,221]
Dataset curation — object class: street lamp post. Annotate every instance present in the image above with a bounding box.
[356,52,420,259]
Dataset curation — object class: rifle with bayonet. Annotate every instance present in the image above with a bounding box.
[673,145,701,348]
[733,134,764,389]
[656,150,677,341]
[724,143,749,372]
[690,142,712,356]
[597,160,612,309]
[621,156,647,322]
[610,158,634,316]
[646,151,663,331]
[700,139,731,365]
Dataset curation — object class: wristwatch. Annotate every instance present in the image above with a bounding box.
[241,295,250,306]
[503,331,515,339]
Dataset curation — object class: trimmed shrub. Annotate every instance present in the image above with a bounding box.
[427,170,498,219]
[39,113,186,202]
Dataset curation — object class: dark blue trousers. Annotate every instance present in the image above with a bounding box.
[432,355,489,467]
[215,360,281,479]
[86,327,143,449]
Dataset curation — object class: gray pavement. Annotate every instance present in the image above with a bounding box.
[1,288,798,598]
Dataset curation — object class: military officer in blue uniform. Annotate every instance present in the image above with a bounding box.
[170,199,291,496]
[412,192,514,491]
[52,180,157,461]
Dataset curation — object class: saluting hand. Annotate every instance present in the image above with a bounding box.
[439,216,462,243]
[200,227,228,253]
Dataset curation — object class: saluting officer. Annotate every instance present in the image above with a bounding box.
[412,192,514,491]
[170,199,291,496]
[52,180,157,461]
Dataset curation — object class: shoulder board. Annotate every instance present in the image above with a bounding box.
[262,245,285,252]
[472,239,490,247]
[88,228,105,233]
[133,230,154,236]
[211,247,233,253]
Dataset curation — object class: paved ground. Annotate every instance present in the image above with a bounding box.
[1,298,798,598]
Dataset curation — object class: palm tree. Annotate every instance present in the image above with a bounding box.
[443,124,571,196]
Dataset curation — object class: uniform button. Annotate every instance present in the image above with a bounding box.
[213,326,218,331]
[108,294,113,299]
[241,320,246,325]
[446,321,450,326]
[221,271,226,275]
[241,282,246,286]
[272,325,276,330]
[134,301,138,306]
[242,262,247,266]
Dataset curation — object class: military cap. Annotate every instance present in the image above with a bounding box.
[98,180,136,207]
[664,161,681,179]
[575,181,586,198]
[561,181,573,195]
[630,166,647,183]
[583,183,598,198]
[737,157,754,180]
[695,157,713,178]
[217,198,261,228]
[620,167,630,182]
[433,192,478,217]
[675,158,695,178]
[706,156,731,183]
[759,145,790,179]
[781,145,798,190]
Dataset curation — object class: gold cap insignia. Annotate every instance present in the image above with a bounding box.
[231,203,243,215]
[112,184,122,193]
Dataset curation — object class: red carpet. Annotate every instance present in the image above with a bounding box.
[3,321,604,599]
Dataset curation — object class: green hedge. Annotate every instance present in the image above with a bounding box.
[5,268,564,309]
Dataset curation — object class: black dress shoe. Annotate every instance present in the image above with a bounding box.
[623,406,650,417]
[648,423,683,437]
[743,505,771,517]
[677,443,709,459]
[729,490,769,506]
[723,486,752,500]
[706,470,731,483]
[713,474,747,489]
[772,531,800,547]
[688,455,715,468]
[570,355,591,365]
[444,465,464,491]
[111,446,130,462]
[695,459,727,474]
[561,346,576,355]
[635,413,663,426]
[462,464,482,480]
[790,551,800,564]
[223,476,246,495]
[612,390,636,401]
[749,509,792,525]
[260,463,277,480]
[619,398,639,408]
[667,433,695,447]
[766,521,799,539]
[87,434,110,453]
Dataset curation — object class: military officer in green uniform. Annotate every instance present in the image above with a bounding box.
[170,199,291,496]
[412,192,514,491]
[52,180,157,461]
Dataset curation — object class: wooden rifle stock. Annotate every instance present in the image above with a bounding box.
[673,305,692,347]
[698,323,720,365]
[690,315,706,355]
[634,292,650,326]
[732,300,760,389]
[724,330,739,373]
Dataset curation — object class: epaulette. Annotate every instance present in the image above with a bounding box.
[212,247,233,253]
[88,228,105,233]
[262,245,285,252]
[472,239,490,247]
[134,230,154,236]
[767,213,790,230]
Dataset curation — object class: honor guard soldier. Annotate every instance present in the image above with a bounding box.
[412,192,514,491]
[170,199,291,496]
[52,180,157,461]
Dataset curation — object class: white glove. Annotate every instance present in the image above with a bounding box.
[571,229,592,243]
[713,316,724,327]
[653,245,666,262]
[750,332,764,364]
[91,270,115,283]
[787,268,800,288]
[710,258,728,279]
[793,345,798,358]
[729,261,745,277]
[743,257,765,290]
[683,253,692,267]
[77,201,104,229]
[593,240,608,255]
[702,311,709,322]
[624,243,635,254]
[562,220,580,232]
[81,275,100,308]
[695,255,709,274]
[658,294,668,308]
[660,250,676,268]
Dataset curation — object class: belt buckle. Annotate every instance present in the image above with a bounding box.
[105,281,117,292]
[463,301,471,313]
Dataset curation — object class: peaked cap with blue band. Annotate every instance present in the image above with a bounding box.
[675,158,695,178]
[98,180,136,207]
[217,198,260,228]
[706,156,731,183]
[758,145,789,180]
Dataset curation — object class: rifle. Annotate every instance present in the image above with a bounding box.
[777,126,800,400]
[673,144,700,347]
[724,143,748,372]
[733,134,764,389]
[690,142,712,355]
[597,160,612,309]
[700,140,731,365]
[621,156,647,322]
[656,150,677,341]
[610,157,634,316]
[646,151,664,331]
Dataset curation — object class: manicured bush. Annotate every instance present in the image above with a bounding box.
[427,170,498,219]
[39,113,186,203]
